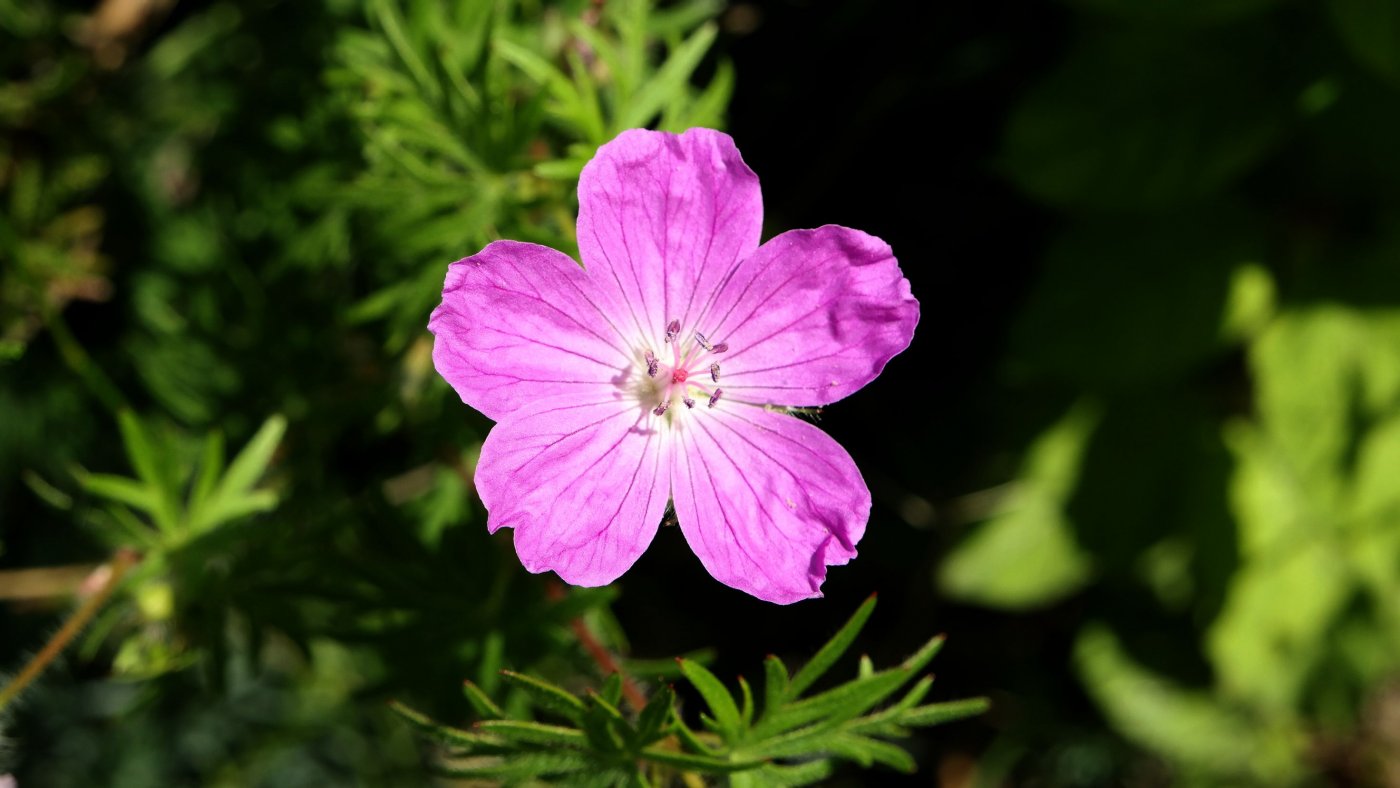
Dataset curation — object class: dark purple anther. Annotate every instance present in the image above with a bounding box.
[665,319,681,343]
[709,363,720,383]
[644,349,659,377]
[708,388,723,408]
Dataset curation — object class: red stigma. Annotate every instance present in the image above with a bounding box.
[672,368,689,383]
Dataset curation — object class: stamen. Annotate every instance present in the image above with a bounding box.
[653,400,670,416]
[683,397,695,409]
[709,362,721,383]
[711,342,729,354]
[694,331,712,351]
[665,319,681,343]
[708,388,723,408]
[644,349,659,378]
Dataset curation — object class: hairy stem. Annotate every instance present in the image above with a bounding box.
[0,549,138,713]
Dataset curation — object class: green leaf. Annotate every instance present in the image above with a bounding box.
[677,660,744,744]
[897,698,992,727]
[499,670,586,723]
[753,670,911,741]
[188,430,224,509]
[737,674,755,729]
[678,658,743,743]
[387,701,498,748]
[763,655,789,715]
[191,414,285,533]
[617,22,717,130]
[939,402,1097,609]
[1076,625,1302,782]
[823,732,916,772]
[462,679,505,719]
[638,745,763,773]
[77,472,158,514]
[115,410,179,532]
[435,751,594,780]
[786,594,876,701]
[633,684,674,746]
[369,0,439,101]
[475,720,588,747]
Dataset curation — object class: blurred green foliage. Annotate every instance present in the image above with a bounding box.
[939,0,1400,783]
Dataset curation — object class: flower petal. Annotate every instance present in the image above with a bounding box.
[577,128,763,346]
[694,226,918,406]
[429,241,634,422]
[670,406,870,604]
[476,394,670,587]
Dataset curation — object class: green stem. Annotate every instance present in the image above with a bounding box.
[0,549,138,714]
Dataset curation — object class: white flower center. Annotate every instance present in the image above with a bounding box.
[636,317,727,421]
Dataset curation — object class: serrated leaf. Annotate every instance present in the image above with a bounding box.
[500,670,586,723]
[679,658,742,743]
[786,594,876,701]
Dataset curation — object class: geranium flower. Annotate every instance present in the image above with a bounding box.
[429,128,918,604]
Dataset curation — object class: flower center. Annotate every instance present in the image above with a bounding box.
[638,317,728,419]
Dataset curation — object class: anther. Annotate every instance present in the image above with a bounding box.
[683,397,696,409]
[709,362,720,383]
[644,349,659,378]
[711,342,728,354]
[694,331,712,351]
[653,400,670,416]
[708,388,723,408]
[665,319,681,343]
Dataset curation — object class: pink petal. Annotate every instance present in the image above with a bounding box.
[577,128,763,346]
[476,395,670,587]
[670,406,870,604]
[429,241,634,422]
[693,226,918,406]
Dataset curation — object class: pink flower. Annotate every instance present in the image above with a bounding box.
[429,129,918,604]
